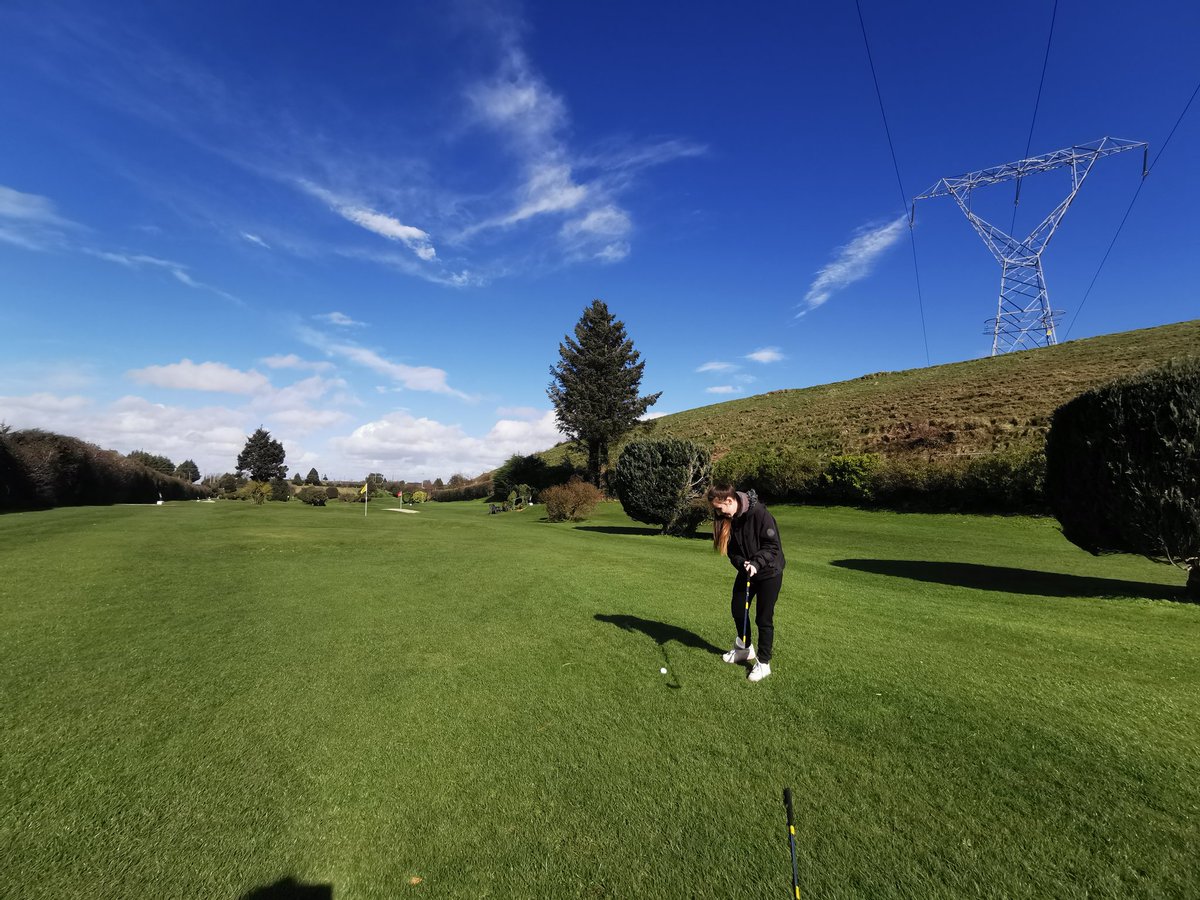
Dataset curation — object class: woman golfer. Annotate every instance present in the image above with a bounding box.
[708,484,785,682]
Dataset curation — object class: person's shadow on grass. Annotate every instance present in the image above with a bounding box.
[831,559,1187,602]
[594,614,724,689]
[240,877,333,899]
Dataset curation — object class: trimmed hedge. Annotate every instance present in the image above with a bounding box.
[1045,357,1199,596]
[713,445,1045,513]
[431,481,492,502]
[0,428,209,509]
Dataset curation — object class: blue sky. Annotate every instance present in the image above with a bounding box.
[1,0,1196,481]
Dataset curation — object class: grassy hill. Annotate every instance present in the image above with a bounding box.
[544,318,1200,466]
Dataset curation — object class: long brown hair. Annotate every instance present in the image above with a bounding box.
[707,483,737,556]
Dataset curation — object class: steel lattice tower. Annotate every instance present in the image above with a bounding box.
[913,137,1147,355]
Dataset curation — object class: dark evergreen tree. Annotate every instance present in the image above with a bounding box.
[129,450,175,475]
[1045,358,1200,598]
[305,467,321,485]
[611,439,711,536]
[174,459,201,482]
[269,477,291,502]
[236,427,288,482]
[548,299,661,486]
[292,473,304,485]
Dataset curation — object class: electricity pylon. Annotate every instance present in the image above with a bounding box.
[913,137,1147,355]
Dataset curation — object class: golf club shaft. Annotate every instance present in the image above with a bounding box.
[784,787,800,899]
[742,578,751,647]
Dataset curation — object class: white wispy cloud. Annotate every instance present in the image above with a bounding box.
[0,184,79,250]
[241,231,269,248]
[0,184,76,227]
[456,38,690,265]
[300,181,437,261]
[746,347,785,364]
[261,354,333,372]
[800,216,907,317]
[316,311,366,328]
[85,249,241,304]
[706,385,739,394]
[299,327,470,400]
[127,359,271,394]
[697,361,738,373]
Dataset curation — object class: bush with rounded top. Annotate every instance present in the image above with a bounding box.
[541,478,602,522]
[297,486,327,506]
[610,439,711,536]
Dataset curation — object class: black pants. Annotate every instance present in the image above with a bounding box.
[731,572,783,664]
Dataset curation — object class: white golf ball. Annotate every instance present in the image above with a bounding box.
[660,667,668,674]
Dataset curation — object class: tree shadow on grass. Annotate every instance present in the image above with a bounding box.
[831,559,1188,602]
[241,877,333,899]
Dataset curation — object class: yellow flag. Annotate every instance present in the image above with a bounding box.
[359,483,368,495]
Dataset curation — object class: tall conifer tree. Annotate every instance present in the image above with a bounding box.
[548,299,661,486]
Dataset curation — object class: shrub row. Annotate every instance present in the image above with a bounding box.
[713,446,1045,513]
[0,428,209,510]
[431,481,492,502]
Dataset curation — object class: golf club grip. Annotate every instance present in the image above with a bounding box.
[783,787,795,825]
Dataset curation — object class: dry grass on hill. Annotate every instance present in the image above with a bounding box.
[542,318,1200,465]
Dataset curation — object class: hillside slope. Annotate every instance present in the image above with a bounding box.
[587,318,1200,463]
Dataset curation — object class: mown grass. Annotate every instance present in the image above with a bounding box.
[539,318,1200,465]
[2,498,1198,898]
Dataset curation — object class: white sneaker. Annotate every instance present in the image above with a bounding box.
[721,641,756,664]
[748,661,772,682]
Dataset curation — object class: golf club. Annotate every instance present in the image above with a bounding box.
[783,787,800,899]
[741,576,751,653]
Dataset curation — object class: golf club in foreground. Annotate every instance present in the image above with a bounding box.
[783,787,800,899]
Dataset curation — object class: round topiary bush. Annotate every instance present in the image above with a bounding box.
[610,439,711,536]
[1045,357,1200,598]
[297,486,327,506]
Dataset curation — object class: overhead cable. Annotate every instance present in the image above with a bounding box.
[855,0,931,365]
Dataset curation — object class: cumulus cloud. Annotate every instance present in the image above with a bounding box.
[800,216,907,317]
[0,391,247,476]
[127,359,271,394]
[746,347,785,364]
[330,409,564,480]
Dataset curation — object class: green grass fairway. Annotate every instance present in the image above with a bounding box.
[3,500,1198,898]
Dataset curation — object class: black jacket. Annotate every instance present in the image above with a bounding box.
[728,489,785,580]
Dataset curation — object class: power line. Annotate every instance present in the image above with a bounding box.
[1064,77,1200,340]
[1009,0,1058,236]
[855,0,930,365]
